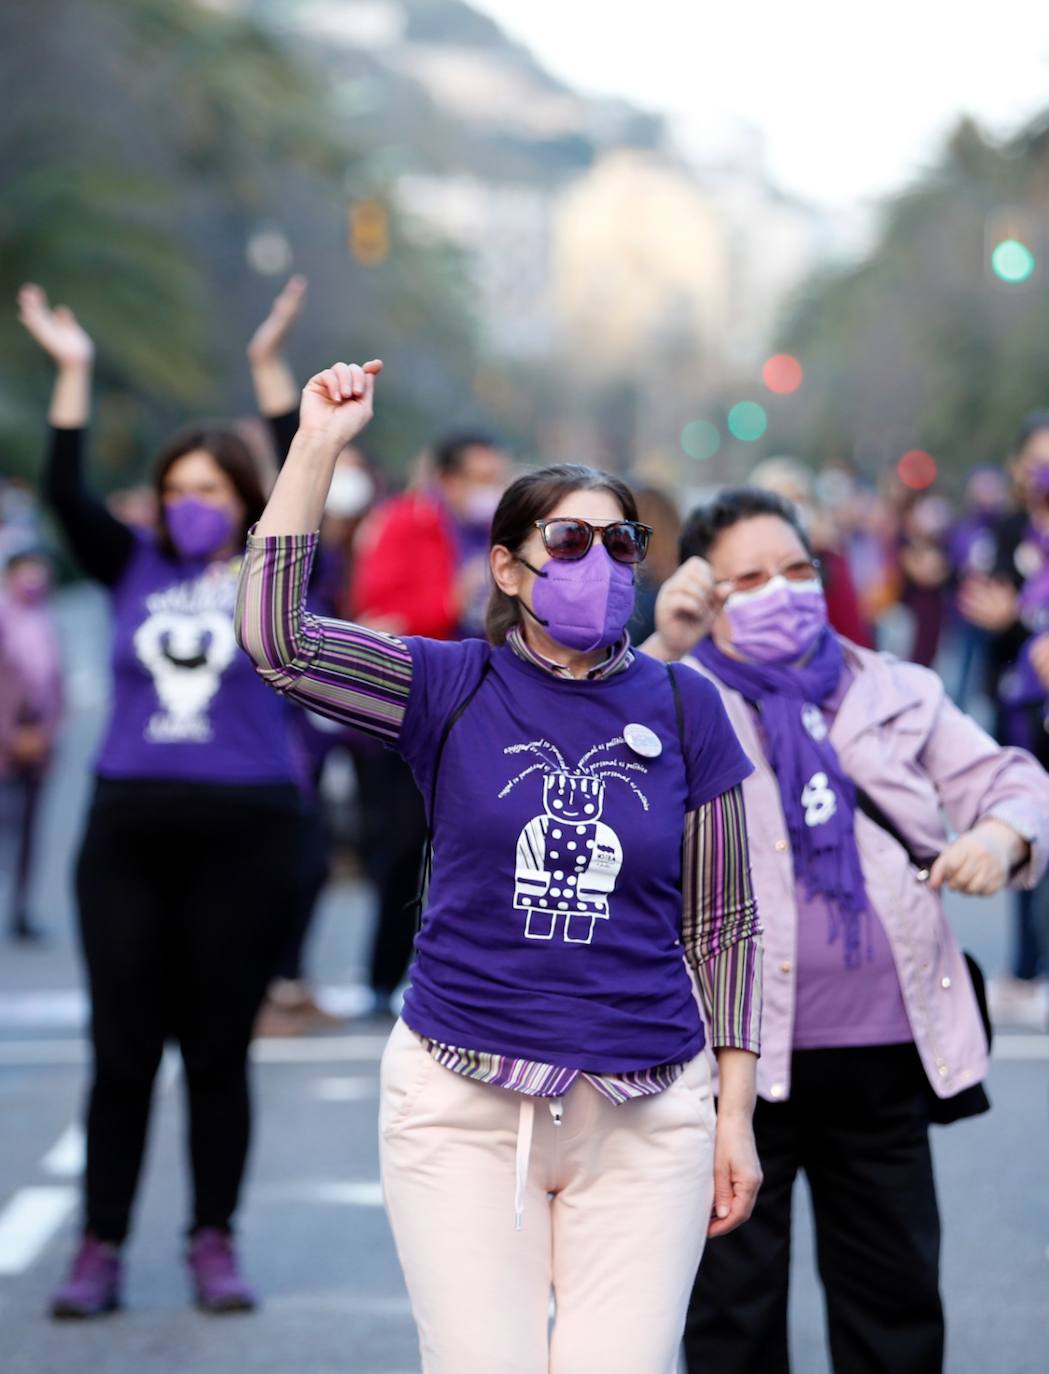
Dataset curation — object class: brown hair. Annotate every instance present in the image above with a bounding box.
[151,424,268,558]
[485,463,638,645]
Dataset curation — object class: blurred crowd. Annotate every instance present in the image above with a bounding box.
[3,294,1048,1037]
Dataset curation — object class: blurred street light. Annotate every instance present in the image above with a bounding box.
[986,207,1037,285]
[680,419,721,461]
[897,448,937,489]
[727,401,768,442]
[349,199,390,267]
[762,353,804,395]
[246,227,292,276]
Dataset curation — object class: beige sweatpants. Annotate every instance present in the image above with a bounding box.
[379,1019,716,1374]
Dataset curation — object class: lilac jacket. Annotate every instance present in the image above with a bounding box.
[686,640,1049,1105]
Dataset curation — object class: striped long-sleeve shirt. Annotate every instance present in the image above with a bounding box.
[236,529,762,1100]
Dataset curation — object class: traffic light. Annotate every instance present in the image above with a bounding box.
[985,207,1037,285]
[348,200,389,267]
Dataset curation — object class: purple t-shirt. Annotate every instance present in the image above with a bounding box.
[753,674,913,1050]
[396,639,753,1071]
[95,535,297,785]
[792,890,912,1049]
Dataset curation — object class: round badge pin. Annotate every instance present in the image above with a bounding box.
[623,723,662,759]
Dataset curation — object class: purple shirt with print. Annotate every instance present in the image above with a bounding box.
[396,637,753,1072]
[95,535,297,784]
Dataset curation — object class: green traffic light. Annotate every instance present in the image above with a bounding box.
[991,238,1036,284]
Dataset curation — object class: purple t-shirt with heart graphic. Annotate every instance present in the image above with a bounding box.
[396,638,753,1071]
[94,535,297,784]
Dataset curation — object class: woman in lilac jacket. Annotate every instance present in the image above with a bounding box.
[645,486,1049,1374]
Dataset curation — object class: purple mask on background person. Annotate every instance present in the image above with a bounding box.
[525,544,636,652]
[166,498,236,560]
[725,576,827,664]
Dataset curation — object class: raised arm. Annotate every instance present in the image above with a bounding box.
[681,782,763,1237]
[17,284,135,586]
[235,357,409,739]
[247,274,308,463]
[256,359,382,537]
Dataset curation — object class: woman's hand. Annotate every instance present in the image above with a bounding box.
[708,1109,763,1239]
[647,557,721,661]
[929,818,1028,896]
[1029,632,1049,690]
[247,274,308,364]
[709,1046,762,1238]
[299,360,383,449]
[957,575,1018,633]
[17,284,94,369]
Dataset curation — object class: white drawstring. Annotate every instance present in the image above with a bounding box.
[514,1098,536,1232]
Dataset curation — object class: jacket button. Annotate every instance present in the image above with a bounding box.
[780,961,792,974]
[770,1082,785,1098]
[940,976,952,989]
[774,839,788,852]
[937,1064,948,1078]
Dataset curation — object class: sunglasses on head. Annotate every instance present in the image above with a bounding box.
[534,518,652,566]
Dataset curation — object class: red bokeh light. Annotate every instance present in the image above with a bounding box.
[762,353,804,395]
[897,449,938,490]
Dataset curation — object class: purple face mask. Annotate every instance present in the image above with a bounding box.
[725,576,827,664]
[525,544,636,652]
[166,498,236,560]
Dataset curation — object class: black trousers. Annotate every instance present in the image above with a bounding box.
[75,779,300,1244]
[353,748,428,997]
[272,802,330,983]
[684,1044,944,1374]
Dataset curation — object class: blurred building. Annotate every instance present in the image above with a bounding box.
[253,0,855,469]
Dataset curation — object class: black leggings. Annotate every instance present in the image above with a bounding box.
[75,779,300,1244]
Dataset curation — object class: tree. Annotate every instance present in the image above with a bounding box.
[775,114,1049,484]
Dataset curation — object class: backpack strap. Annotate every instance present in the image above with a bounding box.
[666,662,691,799]
[411,658,493,928]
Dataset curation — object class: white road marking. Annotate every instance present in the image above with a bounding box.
[308,1181,385,1206]
[311,1077,376,1102]
[160,1045,182,1091]
[262,1180,385,1207]
[40,1124,85,1179]
[0,1188,77,1276]
[0,991,87,1031]
[0,1034,388,1069]
[251,1035,387,1063]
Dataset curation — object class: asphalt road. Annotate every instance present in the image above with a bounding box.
[1,586,1046,1374]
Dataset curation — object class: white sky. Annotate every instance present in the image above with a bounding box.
[471,0,1049,208]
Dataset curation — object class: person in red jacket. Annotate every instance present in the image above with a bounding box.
[351,431,510,639]
[350,431,511,1011]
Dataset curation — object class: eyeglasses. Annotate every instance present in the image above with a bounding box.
[534,518,653,565]
[714,556,822,596]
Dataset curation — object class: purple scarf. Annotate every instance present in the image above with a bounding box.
[695,629,868,966]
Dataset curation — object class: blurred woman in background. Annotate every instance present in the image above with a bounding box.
[0,544,64,941]
[18,283,301,1319]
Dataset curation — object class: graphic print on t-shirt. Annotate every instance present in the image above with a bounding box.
[499,737,649,945]
[132,569,238,743]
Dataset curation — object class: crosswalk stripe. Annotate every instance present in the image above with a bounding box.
[0,1188,76,1276]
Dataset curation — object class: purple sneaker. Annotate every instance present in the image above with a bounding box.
[186,1229,257,1313]
[50,1236,121,1319]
